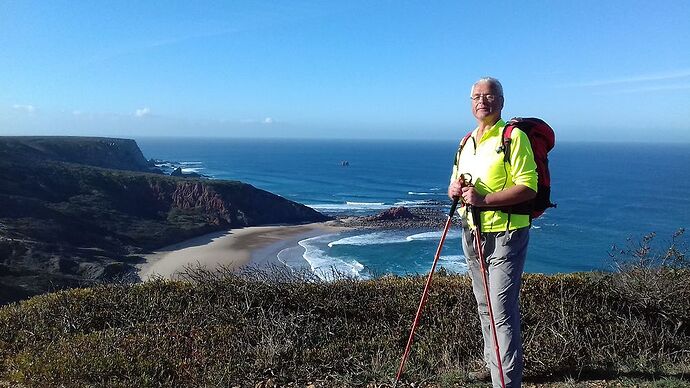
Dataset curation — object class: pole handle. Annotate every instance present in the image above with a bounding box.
[448,196,460,218]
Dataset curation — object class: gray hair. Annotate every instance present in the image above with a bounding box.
[471,77,503,96]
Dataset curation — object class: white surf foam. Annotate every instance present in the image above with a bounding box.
[327,229,463,248]
[530,222,558,230]
[438,255,469,274]
[155,160,205,175]
[276,246,311,271]
[306,202,390,212]
[408,191,433,195]
[406,230,462,241]
[299,236,367,281]
[328,232,409,247]
[393,200,433,207]
[306,204,347,211]
[345,201,385,206]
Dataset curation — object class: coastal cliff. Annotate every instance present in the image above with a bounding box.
[0,136,158,172]
[0,136,330,304]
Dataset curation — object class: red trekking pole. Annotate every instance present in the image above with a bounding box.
[393,174,469,386]
[393,196,459,385]
[469,204,506,388]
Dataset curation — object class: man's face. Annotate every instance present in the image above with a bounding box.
[471,82,504,121]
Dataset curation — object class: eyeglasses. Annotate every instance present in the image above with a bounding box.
[470,94,501,102]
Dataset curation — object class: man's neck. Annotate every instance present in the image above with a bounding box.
[475,117,502,140]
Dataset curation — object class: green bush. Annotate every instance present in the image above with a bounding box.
[1,267,689,387]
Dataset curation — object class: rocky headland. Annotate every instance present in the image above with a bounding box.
[0,136,330,304]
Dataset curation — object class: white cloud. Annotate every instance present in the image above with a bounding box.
[135,107,151,117]
[12,104,36,113]
[562,69,690,88]
[592,83,690,95]
[239,117,277,124]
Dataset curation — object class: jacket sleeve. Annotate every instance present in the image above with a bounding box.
[509,129,538,192]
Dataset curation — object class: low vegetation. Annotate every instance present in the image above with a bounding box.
[1,231,688,387]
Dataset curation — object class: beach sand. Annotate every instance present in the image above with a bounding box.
[138,222,347,281]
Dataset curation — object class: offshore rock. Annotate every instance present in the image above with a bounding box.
[170,167,203,178]
[338,206,463,229]
[367,206,415,221]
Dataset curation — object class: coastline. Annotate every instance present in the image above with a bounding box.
[138,222,348,281]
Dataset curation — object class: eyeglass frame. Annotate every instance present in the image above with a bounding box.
[470,94,502,102]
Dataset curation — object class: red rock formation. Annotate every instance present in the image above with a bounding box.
[368,206,416,221]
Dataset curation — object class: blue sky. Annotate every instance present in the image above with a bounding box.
[1,1,689,141]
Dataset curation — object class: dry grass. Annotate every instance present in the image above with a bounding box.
[0,231,688,387]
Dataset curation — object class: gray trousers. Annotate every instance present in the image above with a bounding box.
[462,226,529,388]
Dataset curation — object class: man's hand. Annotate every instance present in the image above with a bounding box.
[447,180,463,200]
[461,186,487,207]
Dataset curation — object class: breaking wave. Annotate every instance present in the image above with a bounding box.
[299,236,369,281]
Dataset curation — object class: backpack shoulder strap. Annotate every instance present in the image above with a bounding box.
[454,131,473,166]
[501,122,514,164]
[460,132,473,151]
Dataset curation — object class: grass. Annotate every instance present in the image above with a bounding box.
[1,230,687,387]
[0,265,688,387]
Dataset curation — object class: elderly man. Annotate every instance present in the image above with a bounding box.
[448,77,537,387]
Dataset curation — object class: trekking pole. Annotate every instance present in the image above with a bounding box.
[393,197,459,386]
[393,174,470,386]
[469,204,506,388]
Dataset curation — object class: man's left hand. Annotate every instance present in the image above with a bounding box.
[461,186,487,207]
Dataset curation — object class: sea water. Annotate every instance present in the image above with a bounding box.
[137,138,690,279]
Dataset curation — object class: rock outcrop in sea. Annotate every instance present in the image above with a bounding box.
[170,167,207,178]
[336,205,463,229]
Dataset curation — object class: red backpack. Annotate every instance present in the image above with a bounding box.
[456,117,556,220]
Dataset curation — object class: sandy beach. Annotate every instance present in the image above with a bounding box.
[138,222,347,281]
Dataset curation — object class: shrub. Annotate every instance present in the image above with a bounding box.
[1,266,689,387]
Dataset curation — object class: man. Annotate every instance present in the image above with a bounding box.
[448,77,537,387]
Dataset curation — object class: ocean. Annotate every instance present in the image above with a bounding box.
[136,138,690,279]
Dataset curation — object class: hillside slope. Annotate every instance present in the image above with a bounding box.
[0,136,330,304]
[0,271,687,386]
[0,136,157,172]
